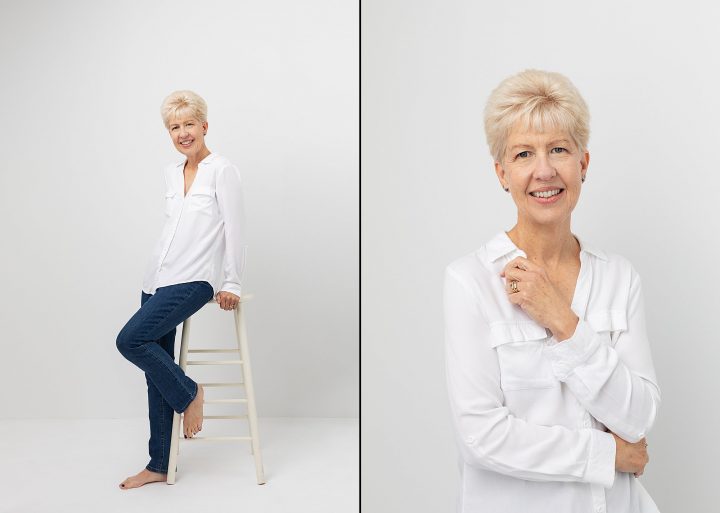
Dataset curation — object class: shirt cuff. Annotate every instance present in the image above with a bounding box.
[543,320,600,380]
[220,282,242,298]
[584,430,616,489]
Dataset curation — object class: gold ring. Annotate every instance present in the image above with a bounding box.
[510,280,519,293]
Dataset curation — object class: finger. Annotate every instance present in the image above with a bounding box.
[503,259,526,276]
[503,267,525,282]
[509,256,547,277]
[507,291,523,305]
[507,256,535,272]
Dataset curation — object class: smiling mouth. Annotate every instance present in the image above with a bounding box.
[179,139,194,147]
[530,189,563,198]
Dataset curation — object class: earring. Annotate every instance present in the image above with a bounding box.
[581,176,585,183]
[503,187,509,192]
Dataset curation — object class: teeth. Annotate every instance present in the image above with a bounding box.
[531,189,561,198]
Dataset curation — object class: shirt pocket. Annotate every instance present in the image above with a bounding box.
[585,309,627,346]
[490,322,558,391]
[188,186,216,214]
[164,191,178,216]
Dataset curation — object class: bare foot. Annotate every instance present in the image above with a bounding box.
[119,468,167,489]
[183,383,204,438]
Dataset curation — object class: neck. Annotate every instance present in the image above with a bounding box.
[185,146,211,169]
[507,217,578,268]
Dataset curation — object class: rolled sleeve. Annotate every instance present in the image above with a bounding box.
[544,321,601,380]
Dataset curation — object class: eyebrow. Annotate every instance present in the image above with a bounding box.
[508,144,533,152]
[508,139,571,152]
[547,139,571,146]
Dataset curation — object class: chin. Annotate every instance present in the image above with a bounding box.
[530,211,573,226]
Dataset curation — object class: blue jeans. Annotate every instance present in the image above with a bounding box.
[116,280,214,473]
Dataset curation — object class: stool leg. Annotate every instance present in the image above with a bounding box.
[167,315,192,484]
[234,304,266,485]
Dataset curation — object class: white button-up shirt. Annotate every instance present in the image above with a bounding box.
[444,232,661,513]
[142,153,246,297]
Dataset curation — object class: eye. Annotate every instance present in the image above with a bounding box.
[515,150,530,159]
[550,147,567,154]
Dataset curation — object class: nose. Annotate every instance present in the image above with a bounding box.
[533,153,556,181]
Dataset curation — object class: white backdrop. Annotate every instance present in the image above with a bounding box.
[0,0,358,419]
[362,1,719,511]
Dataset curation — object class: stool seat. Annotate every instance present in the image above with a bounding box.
[166,294,266,485]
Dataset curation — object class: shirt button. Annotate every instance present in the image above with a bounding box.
[596,507,603,513]
[465,436,475,445]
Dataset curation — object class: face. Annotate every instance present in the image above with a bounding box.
[167,114,208,157]
[495,125,589,228]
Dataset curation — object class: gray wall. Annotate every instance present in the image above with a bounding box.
[362,0,717,511]
[0,0,358,419]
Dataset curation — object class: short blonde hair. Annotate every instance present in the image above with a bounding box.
[160,90,208,128]
[484,70,589,162]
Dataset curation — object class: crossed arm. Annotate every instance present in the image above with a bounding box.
[444,262,660,487]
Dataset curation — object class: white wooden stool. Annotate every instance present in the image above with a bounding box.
[167,294,266,485]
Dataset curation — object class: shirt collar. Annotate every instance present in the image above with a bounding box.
[482,231,607,263]
[175,152,217,168]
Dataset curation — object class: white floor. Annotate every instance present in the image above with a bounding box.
[1,417,358,513]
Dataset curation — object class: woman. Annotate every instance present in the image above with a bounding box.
[444,70,661,512]
[116,90,246,489]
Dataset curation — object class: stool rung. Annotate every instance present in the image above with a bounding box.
[188,349,240,353]
[205,415,248,419]
[181,436,252,441]
[204,398,248,404]
[188,359,243,365]
[199,382,244,387]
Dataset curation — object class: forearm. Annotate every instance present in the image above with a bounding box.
[544,321,660,442]
[217,164,247,295]
[452,402,616,486]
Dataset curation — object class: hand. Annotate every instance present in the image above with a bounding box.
[216,291,240,311]
[612,432,649,477]
[501,257,578,340]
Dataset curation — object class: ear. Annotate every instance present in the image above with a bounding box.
[580,150,589,180]
[494,160,508,190]
[202,121,209,134]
